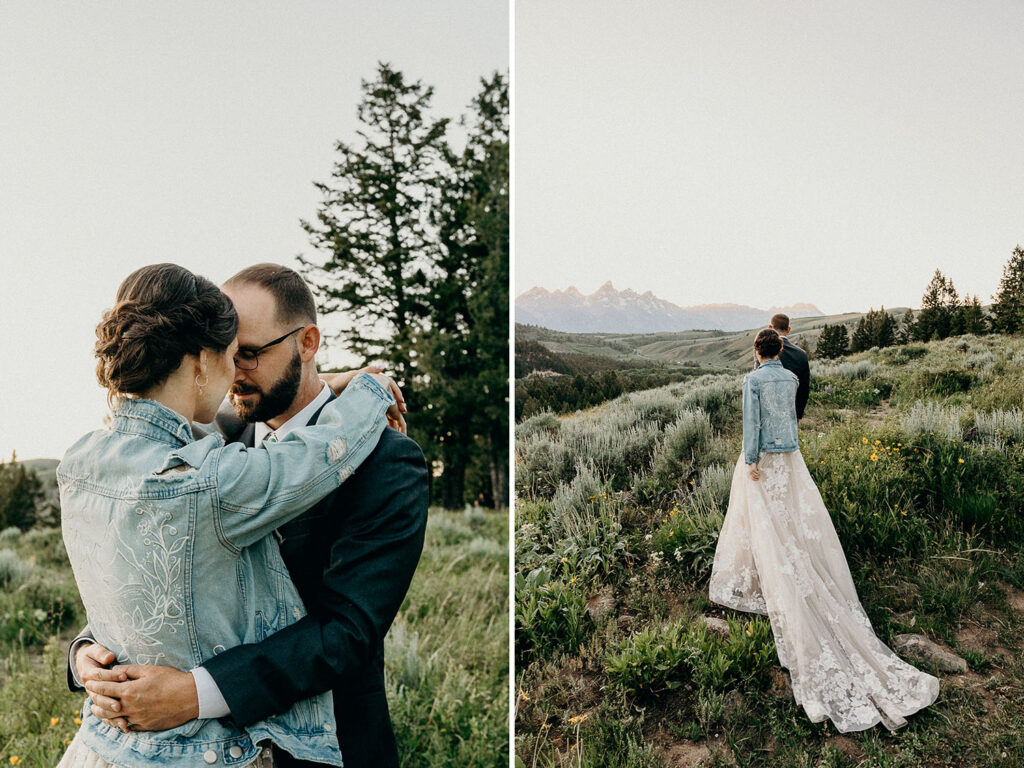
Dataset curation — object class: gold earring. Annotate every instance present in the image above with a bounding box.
[195,373,209,397]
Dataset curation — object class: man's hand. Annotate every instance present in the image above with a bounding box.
[748,463,760,481]
[321,366,407,434]
[75,642,116,685]
[82,664,199,733]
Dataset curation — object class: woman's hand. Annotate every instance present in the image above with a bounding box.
[748,463,760,481]
[321,367,407,434]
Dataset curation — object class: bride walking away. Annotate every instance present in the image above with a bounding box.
[709,328,940,732]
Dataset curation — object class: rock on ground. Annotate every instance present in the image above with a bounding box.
[701,615,730,637]
[893,633,968,673]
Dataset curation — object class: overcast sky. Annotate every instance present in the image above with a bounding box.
[515,0,1024,314]
[0,1,507,460]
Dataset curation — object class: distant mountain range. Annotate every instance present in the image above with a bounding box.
[515,281,823,333]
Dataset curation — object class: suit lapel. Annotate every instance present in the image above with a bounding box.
[239,422,256,448]
[308,391,337,426]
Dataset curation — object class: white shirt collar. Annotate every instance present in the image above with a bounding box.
[254,382,332,444]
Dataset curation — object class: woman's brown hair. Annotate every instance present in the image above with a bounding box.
[95,263,237,400]
[754,327,783,359]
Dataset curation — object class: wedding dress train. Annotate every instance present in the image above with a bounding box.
[708,450,940,732]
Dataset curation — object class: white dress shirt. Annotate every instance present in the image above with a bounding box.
[70,383,334,720]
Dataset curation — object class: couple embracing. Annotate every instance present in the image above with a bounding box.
[58,263,428,768]
[709,314,940,732]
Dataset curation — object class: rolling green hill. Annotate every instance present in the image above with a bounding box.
[517,309,908,371]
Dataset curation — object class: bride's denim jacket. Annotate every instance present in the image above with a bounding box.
[57,373,393,768]
[742,359,799,464]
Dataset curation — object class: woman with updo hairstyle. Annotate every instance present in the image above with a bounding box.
[708,325,939,732]
[93,263,239,409]
[57,264,400,768]
[752,326,783,360]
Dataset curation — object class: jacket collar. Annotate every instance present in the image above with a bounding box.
[759,359,783,367]
[111,397,195,447]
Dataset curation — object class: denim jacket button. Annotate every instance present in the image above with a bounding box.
[204,750,218,764]
[229,746,244,759]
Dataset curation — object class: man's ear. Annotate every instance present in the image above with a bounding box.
[298,325,320,363]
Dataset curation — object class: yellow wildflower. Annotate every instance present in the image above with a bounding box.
[870,454,878,462]
[560,557,568,563]
[10,758,21,766]
[50,717,60,726]
[74,717,82,726]
[862,438,868,444]
[958,458,965,464]
[669,531,674,536]
[900,510,907,516]
[875,440,881,445]
[568,713,590,724]
[519,689,530,701]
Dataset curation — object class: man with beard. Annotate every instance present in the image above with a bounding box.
[68,263,429,768]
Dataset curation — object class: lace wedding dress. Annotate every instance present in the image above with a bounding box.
[709,450,940,732]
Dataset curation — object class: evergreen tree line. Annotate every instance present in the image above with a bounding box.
[515,367,705,421]
[514,340,645,379]
[815,246,1024,359]
[298,64,508,509]
[0,454,42,531]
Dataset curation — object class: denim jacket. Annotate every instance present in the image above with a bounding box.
[742,359,799,464]
[57,373,393,768]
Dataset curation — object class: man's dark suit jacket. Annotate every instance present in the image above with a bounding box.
[68,394,429,768]
[755,335,810,419]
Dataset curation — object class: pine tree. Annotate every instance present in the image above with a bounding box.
[816,324,849,359]
[898,308,916,344]
[850,314,872,353]
[299,62,451,403]
[876,306,897,348]
[959,295,988,335]
[0,454,41,531]
[916,269,959,341]
[990,245,1024,335]
[419,72,509,508]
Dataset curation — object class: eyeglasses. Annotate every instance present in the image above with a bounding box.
[234,326,305,370]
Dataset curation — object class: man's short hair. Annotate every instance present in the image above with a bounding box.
[770,313,790,331]
[224,263,317,326]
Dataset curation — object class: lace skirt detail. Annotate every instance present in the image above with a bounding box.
[709,450,940,732]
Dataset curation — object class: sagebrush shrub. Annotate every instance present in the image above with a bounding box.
[0,548,30,590]
[651,409,713,488]
[900,401,965,440]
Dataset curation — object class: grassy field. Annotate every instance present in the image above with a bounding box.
[0,505,508,768]
[515,333,1024,767]
[516,310,907,371]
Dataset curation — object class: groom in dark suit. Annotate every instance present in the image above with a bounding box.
[68,264,429,768]
[755,313,810,420]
